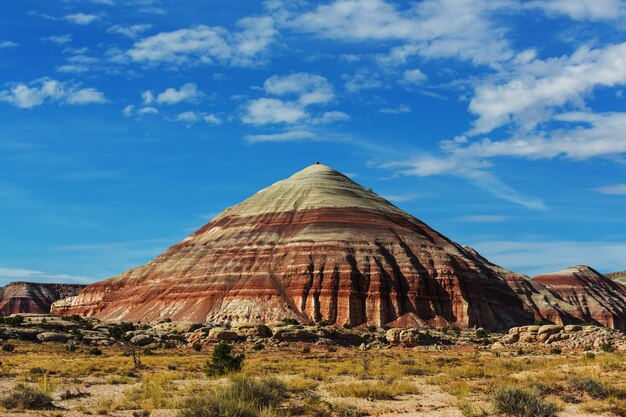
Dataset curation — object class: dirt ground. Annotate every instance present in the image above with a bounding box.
[0,341,624,416]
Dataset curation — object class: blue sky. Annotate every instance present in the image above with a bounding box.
[1,0,626,285]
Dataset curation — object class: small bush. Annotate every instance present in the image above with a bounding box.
[179,376,284,417]
[327,346,337,353]
[252,343,264,351]
[0,384,54,410]
[583,352,596,360]
[205,342,244,377]
[302,347,311,354]
[89,347,103,356]
[2,343,16,352]
[334,403,363,417]
[192,343,202,352]
[600,343,615,353]
[282,318,299,325]
[475,328,488,339]
[318,320,329,327]
[365,325,377,332]
[491,386,558,417]
[66,344,78,352]
[2,315,24,327]
[549,348,562,355]
[570,377,609,399]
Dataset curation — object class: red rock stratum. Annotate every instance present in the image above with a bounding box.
[52,163,536,330]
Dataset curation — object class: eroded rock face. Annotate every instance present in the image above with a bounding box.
[531,266,626,332]
[0,282,85,315]
[51,164,534,330]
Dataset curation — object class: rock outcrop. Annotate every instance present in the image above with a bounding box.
[0,282,85,315]
[531,266,626,332]
[52,163,534,330]
[608,270,626,285]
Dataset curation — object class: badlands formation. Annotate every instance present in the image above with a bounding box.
[51,164,626,332]
[0,282,84,315]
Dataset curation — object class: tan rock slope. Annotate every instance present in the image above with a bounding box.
[531,266,626,331]
[0,282,84,315]
[52,163,535,330]
[608,270,626,285]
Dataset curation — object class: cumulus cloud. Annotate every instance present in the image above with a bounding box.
[142,90,154,105]
[127,16,277,67]
[241,98,306,125]
[0,78,108,108]
[402,68,427,84]
[155,83,203,104]
[64,13,99,25]
[286,0,514,65]
[241,73,344,126]
[203,113,222,125]
[470,42,626,134]
[107,23,153,38]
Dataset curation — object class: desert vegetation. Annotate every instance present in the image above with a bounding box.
[0,339,624,416]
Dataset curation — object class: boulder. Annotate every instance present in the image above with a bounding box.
[36,332,70,342]
[130,334,155,346]
[272,326,317,343]
[538,325,563,336]
[232,322,271,338]
[208,328,238,341]
[564,325,583,332]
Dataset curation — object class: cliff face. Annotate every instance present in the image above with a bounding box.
[531,266,626,331]
[52,163,533,330]
[0,282,85,315]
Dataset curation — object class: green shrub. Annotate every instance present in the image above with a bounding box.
[365,325,377,332]
[252,343,264,351]
[179,376,284,417]
[475,328,488,339]
[282,318,299,325]
[1,315,24,327]
[0,384,54,410]
[302,347,311,354]
[549,348,562,355]
[491,386,557,417]
[205,342,244,377]
[570,377,609,399]
[192,343,202,352]
[2,343,16,352]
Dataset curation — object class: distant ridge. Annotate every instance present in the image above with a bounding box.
[608,270,626,285]
[0,282,85,315]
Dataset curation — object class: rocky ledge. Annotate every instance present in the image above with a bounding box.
[1,314,625,353]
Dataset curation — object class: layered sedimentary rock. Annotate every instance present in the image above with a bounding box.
[608,271,626,285]
[0,282,84,315]
[52,163,535,330]
[531,266,626,331]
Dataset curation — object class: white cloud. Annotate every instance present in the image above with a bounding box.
[156,83,203,104]
[138,106,158,115]
[343,70,382,93]
[203,113,222,125]
[470,42,626,134]
[263,73,334,105]
[66,88,108,104]
[595,184,626,195]
[311,111,350,124]
[241,98,306,125]
[42,34,72,44]
[287,0,514,65]
[245,130,317,143]
[0,40,18,49]
[380,104,411,114]
[107,23,153,38]
[142,90,154,105]
[402,68,427,84]
[0,78,107,108]
[525,0,624,20]
[174,111,200,123]
[64,13,99,25]
[122,104,135,117]
[127,17,276,67]
[0,267,91,284]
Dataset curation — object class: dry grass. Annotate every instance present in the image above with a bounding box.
[329,379,419,400]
